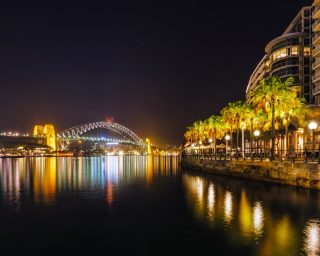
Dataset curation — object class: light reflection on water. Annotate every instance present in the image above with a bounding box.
[224,191,233,225]
[304,220,320,256]
[182,173,320,256]
[0,156,179,209]
[2,157,320,255]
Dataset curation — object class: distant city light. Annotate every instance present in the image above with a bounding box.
[107,142,119,145]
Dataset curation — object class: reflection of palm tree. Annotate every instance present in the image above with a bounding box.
[250,76,296,159]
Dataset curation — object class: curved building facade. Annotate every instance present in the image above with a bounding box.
[246,6,313,104]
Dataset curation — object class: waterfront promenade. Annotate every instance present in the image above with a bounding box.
[181,153,320,190]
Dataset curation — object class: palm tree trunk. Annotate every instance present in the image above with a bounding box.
[285,124,289,154]
[250,122,253,155]
[230,125,233,152]
[242,127,245,158]
[236,119,239,156]
[271,101,275,160]
[214,133,217,160]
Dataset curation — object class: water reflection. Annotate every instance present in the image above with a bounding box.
[224,191,233,224]
[182,172,320,255]
[304,220,320,256]
[253,202,264,238]
[0,156,179,208]
[207,183,215,220]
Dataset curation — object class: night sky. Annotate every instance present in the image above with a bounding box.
[0,0,312,146]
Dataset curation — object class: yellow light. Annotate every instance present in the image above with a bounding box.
[225,135,231,141]
[253,201,264,237]
[303,220,320,256]
[254,130,260,137]
[309,121,318,130]
[208,138,213,143]
[224,191,233,224]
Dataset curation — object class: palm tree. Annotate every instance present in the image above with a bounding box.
[250,76,296,160]
[278,94,311,152]
[221,102,237,153]
[212,115,226,155]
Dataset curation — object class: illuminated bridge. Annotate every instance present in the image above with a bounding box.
[57,121,146,150]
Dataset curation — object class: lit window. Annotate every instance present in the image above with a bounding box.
[271,48,289,61]
[304,47,311,56]
[291,46,299,55]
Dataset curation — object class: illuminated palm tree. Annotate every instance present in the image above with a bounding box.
[221,101,246,156]
[278,94,311,152]
[212,115,226,155]
[250,76,296,159]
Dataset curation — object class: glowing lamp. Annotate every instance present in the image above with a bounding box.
[254,130,261,137]
[309,121,318,130]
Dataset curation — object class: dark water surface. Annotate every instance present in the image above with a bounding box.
[0,156,319,255]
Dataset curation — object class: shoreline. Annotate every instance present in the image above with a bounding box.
[181,157,320,190]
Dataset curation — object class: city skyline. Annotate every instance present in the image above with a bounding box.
[0,0,311,146]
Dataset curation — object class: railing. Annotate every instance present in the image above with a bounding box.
[313,45,320,57]
[313,32,320,44]
[313,83,320,95]
[313,19,320,31]
[314,72,320,82]
[182,147,320,163]
[313,6,320,18]
[313,58,320,69]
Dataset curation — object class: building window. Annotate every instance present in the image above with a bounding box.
[304,57,310,65]
[304,67,310,74]
[291,46,299,55]
[271,47,300,62]
[304,38,310,46]
[304,95,310,102]
[271,48,287,61]
[305,10,310,16]
[304,76,310,83]
[304,86,310,93]
[304,47,311,55]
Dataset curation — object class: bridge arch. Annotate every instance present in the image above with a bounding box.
[57,121,145,150]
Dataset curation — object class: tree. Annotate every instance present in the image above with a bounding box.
[221,101,245,156]
[250,76,296,159]
[278,94,311,152]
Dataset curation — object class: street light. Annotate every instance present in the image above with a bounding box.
[241,124,246,158]
[225,134,231,158]
[254,130,260,158]
[308,121,318,160]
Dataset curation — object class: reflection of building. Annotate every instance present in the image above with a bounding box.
[246,5,312,104]
[33,124,56,151]
[33,157,57,203]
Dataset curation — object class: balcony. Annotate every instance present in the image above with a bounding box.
[313,83,320,95]
[313,32,320,44]
[313,58,320,70]
[313,5,320,19]
[313,71,320,83]
[314,0,320,6]
[313,45,320,57]
[313,19,320,32]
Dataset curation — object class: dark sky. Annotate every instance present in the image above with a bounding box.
[0,0,312,146]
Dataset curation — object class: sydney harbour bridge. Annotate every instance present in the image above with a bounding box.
[0,121,152,155]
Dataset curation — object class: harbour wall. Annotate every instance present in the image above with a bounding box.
[181,158,320,189]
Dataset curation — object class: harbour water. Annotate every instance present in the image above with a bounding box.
[0,156,319,255]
